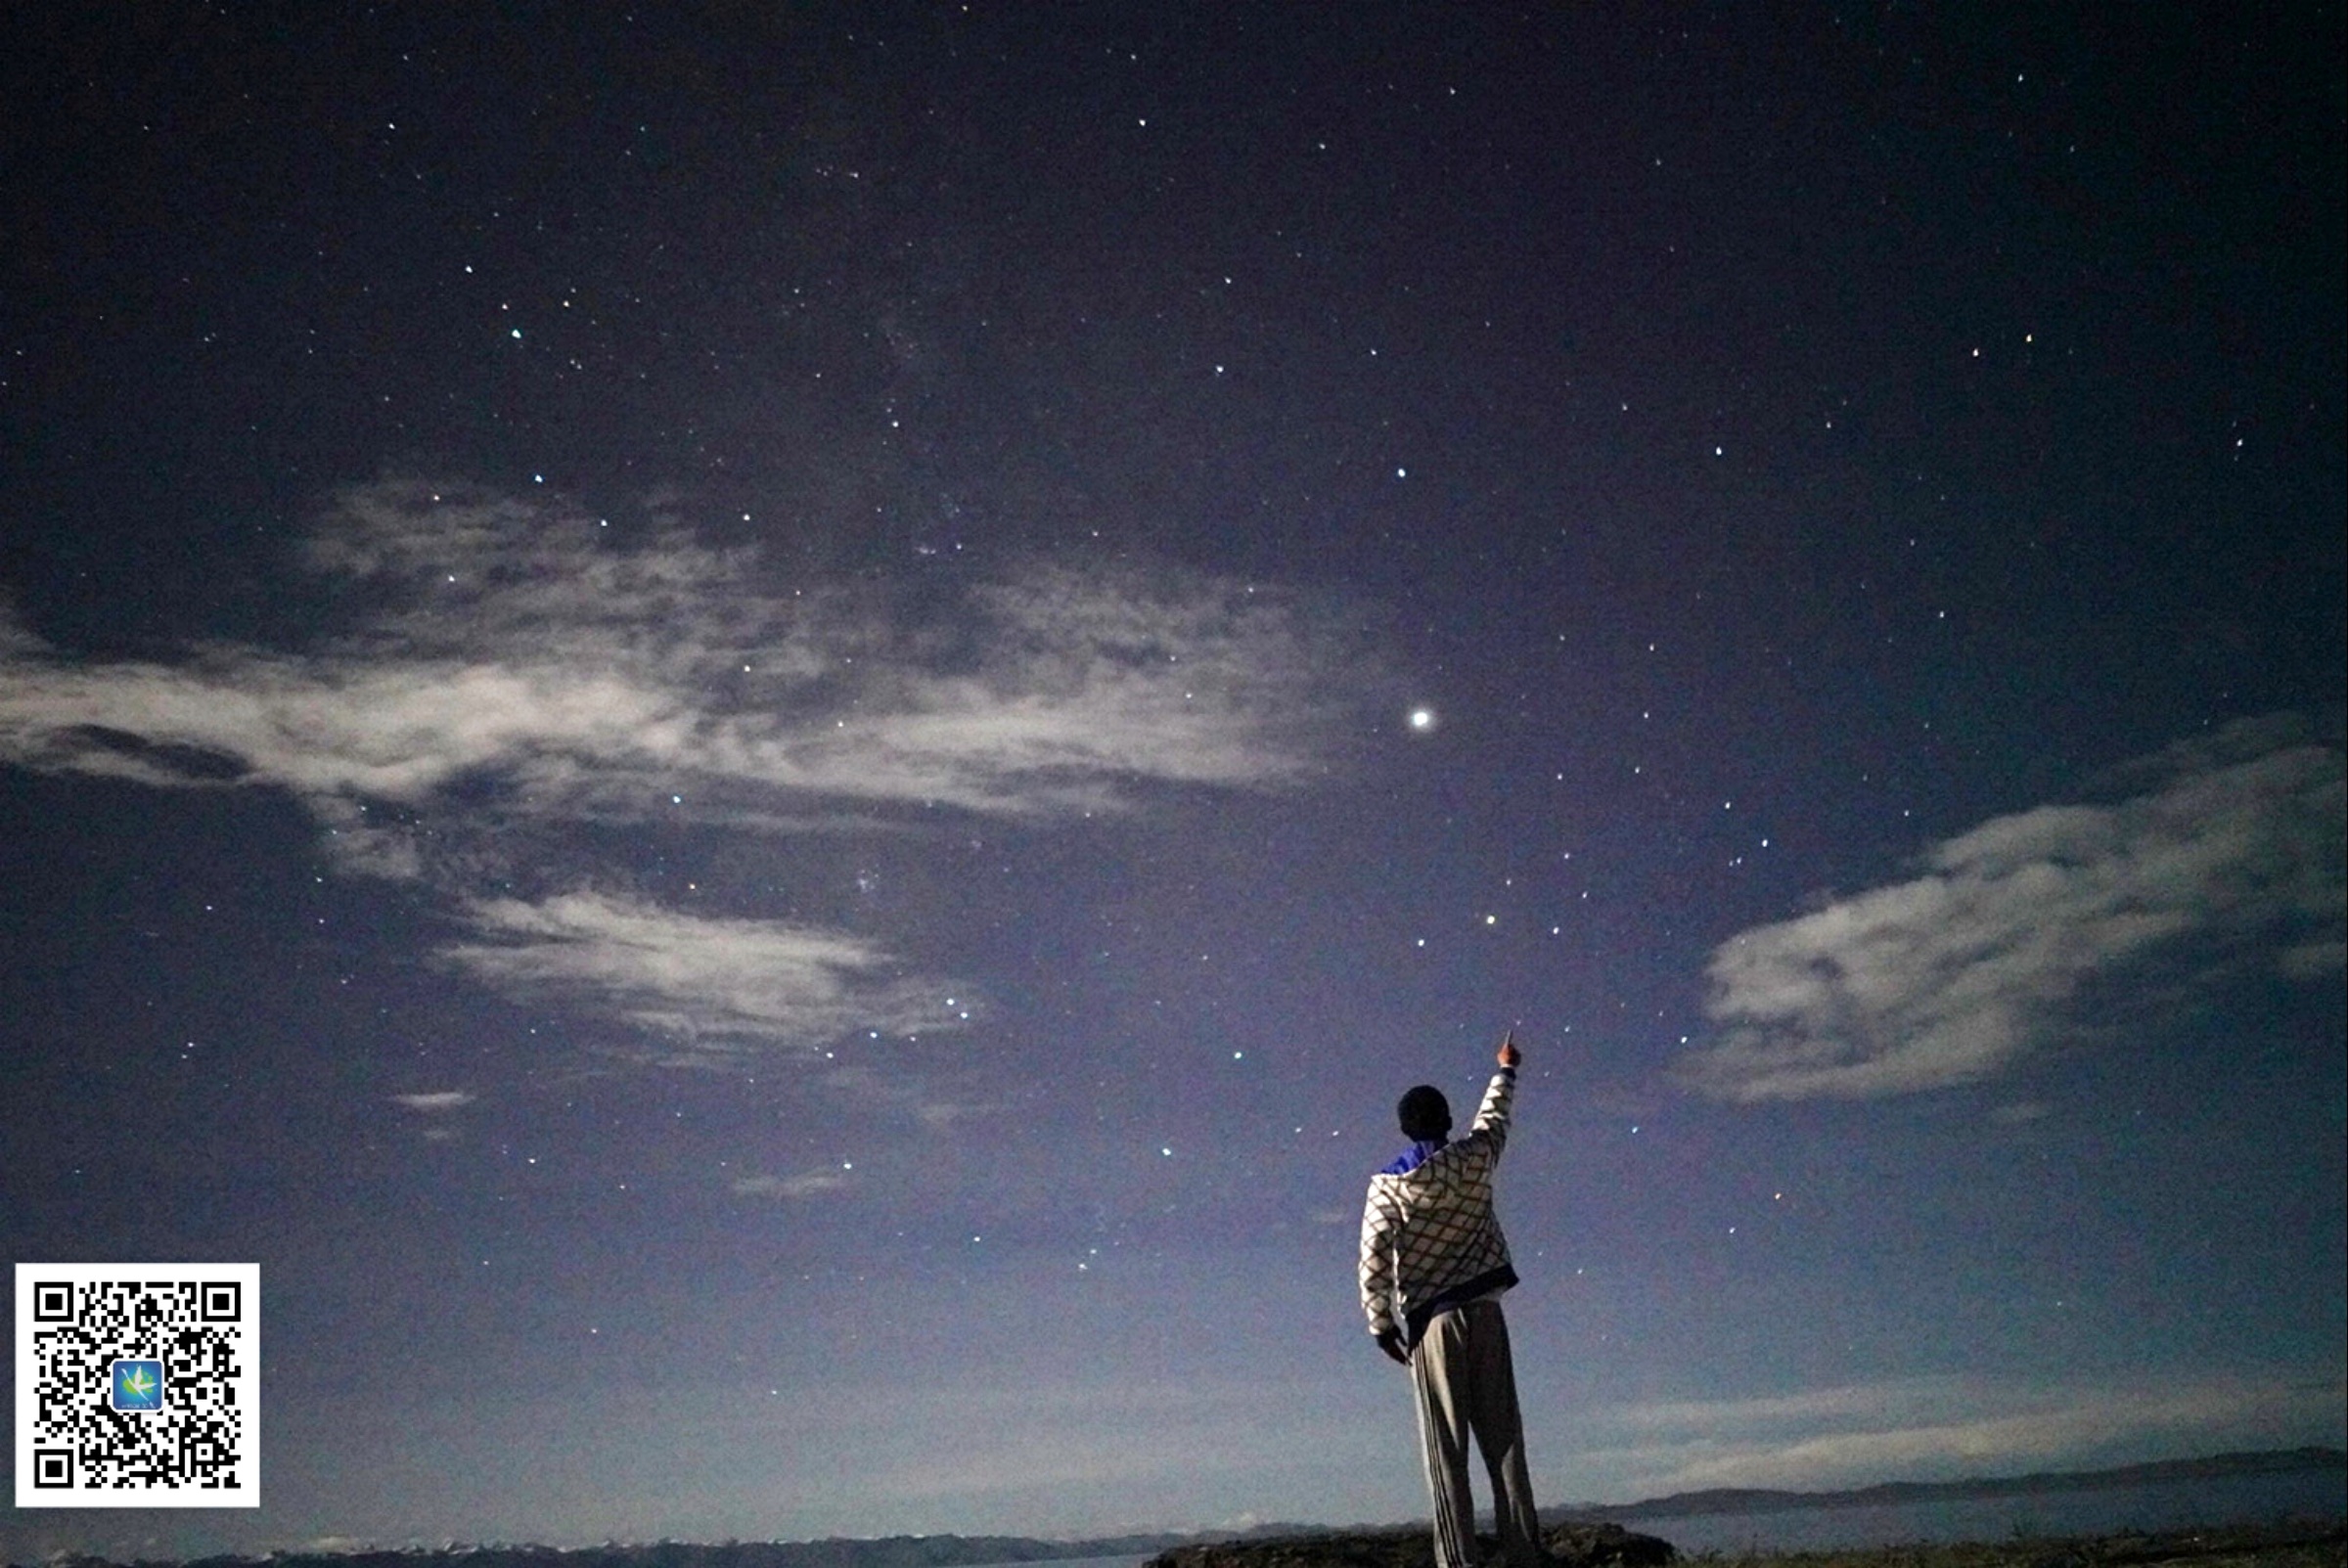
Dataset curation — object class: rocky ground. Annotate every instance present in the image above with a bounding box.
[1149,1521,1679,1568]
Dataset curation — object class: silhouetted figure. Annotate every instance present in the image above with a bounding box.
[1359,1033,1542,1568]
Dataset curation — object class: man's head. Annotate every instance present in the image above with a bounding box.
[1397,1084,1452,1143]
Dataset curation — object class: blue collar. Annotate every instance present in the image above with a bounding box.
[1379,1137,1448,1176]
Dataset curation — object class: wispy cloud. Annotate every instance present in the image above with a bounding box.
[730,1169,852,1199]
[0,483,1344,819]
[389,1091,476,1112]
[0,479,1368,1066]
[388,1089,477,1141]
[440,890,965,1061]
[1581,1369,2347,1496]
[1676,719,2345,1101]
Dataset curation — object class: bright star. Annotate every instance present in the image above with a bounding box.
[1409,707,1436,733]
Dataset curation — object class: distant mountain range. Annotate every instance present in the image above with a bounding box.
[23,1447,2343,1568]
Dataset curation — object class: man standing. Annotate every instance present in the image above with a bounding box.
[1359,1033,1543,1568]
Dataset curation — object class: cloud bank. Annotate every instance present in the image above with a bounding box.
[1582,1369,2347,1496]
[0,479,1364,1065]
[1677,719,2345,1101]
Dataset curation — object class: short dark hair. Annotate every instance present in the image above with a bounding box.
[1397,1085,1452,1142]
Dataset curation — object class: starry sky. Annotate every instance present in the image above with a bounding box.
[2,4,2343,1559]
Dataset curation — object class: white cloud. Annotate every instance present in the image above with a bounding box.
[1676,721,2345,1101]
[1580,1369,2348,1497]
[440,889,961,1062]
[389,1091,476,1112]
[0,483,1345,820]
[0,479,1368,1068]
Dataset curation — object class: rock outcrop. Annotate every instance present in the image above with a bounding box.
[1149,1520,1676,1568]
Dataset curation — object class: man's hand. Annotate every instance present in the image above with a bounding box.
[1498,1030,1521,1070]
[1376,1328,1409,1366]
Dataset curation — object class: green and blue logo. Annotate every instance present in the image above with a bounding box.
[110,1360,163,1411]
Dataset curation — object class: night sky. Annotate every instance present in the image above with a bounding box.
[3,4,2343,1558]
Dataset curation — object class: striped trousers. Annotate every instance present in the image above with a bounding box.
[1410,1298,1543,1568]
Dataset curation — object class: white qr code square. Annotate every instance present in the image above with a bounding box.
[15,1263,259,1507]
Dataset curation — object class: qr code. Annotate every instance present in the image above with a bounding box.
[14,1263,259,1507]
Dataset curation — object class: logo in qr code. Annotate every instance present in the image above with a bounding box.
[15,1263,260,1508]
[111,1360,165,1411]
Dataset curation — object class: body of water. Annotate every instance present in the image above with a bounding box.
[1616,1467,2347,1553]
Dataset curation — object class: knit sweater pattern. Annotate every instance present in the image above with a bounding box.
[1358,1069,1519,1348]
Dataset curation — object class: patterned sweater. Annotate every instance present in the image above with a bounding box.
[1358,1069,1519,1348]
